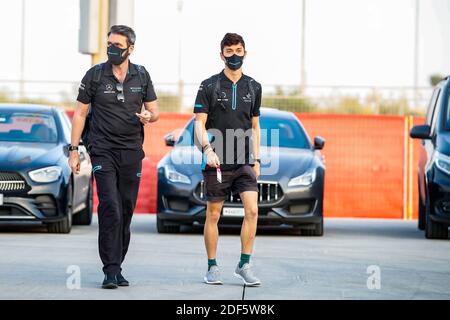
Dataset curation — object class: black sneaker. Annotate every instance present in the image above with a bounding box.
[102,273,118,289]
[116,273,129,287]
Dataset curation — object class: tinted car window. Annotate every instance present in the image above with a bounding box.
[260,117,310,149]
[430,88,445,134]
[0,112,58,143]
[59,111,72,140]
[445,88,450,129]
[426,88,441,125]
[176,119,195,146]
[177,115,310,149]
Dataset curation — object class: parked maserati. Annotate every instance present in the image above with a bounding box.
[0,104,93,233]
[157,107,326,236]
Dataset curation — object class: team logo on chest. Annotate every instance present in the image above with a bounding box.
[242,92,252,103]
[130,86,143,93]
[217,91,228,102]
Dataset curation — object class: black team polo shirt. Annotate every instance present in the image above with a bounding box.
[194,70,262,171]
[77,61,157,151]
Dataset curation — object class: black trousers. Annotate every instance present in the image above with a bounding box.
[90,147,145,275]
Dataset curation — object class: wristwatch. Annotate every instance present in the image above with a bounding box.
[68,145,79,152]
[255,158,261,164]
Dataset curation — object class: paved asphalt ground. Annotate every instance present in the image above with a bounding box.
[0,215,450,300]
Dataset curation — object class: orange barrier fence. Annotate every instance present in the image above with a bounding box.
[296,113,425,219]
[67,111,424,219]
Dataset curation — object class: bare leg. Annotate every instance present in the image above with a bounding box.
[204,200,224,259]
[239,191,259,254]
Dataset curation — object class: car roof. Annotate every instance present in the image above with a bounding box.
[0,103,56,114]
[438,75,450,87]
[260,107,297,120]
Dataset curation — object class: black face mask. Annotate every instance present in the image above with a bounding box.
[107,44,129,65]
[224,54,244,70]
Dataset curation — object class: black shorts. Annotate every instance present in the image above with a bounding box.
[202,165,259,202]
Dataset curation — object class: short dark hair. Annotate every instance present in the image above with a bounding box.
[220,33,245,52]
[108,25,136,46]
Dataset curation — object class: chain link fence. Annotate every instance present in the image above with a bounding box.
[0,79,432,116]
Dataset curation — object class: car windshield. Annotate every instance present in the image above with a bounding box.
[260,116,310,149]
[176,115,311,149]
[0,112,58,143]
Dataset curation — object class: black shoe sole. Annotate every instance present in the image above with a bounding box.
[102,283,118,289]
[117,282,129,287]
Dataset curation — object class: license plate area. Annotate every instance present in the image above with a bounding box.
[222,207,245,217]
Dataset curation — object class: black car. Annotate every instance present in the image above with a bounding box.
[157,107,325,236]
[410,76,450,239]
[0,104,93,233]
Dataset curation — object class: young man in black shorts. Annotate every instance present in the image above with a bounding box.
[194,33,262,286]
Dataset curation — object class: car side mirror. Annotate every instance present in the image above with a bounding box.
[164,132,176,146]
[314,136,325,150]
[410,125,431,140]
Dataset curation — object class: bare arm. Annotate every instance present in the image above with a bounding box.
[194,113,211,151]
[68,101,89,174]
[252,116,260,160]
[144,100,160,122]
[71,101,89,146]
[136,100,160,124]
[194,112,220,168]
[252,116,261,177]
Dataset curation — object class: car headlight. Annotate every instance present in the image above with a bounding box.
[434,151,450,175]
[28,166,62,183]
[288,168,316,187]
[164,165,191,184]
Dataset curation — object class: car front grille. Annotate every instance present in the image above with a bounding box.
[257,181,283,203]
[0,172,28,193]
[194,180,283,204]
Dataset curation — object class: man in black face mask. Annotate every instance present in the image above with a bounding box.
[69,25,160,289]
[194,33,262,286]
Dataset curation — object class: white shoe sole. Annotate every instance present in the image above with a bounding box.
[233,272,261,286]
[204,276,223,285]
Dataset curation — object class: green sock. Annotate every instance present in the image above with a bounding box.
[208,259,217,271]
[239,253,251,268]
